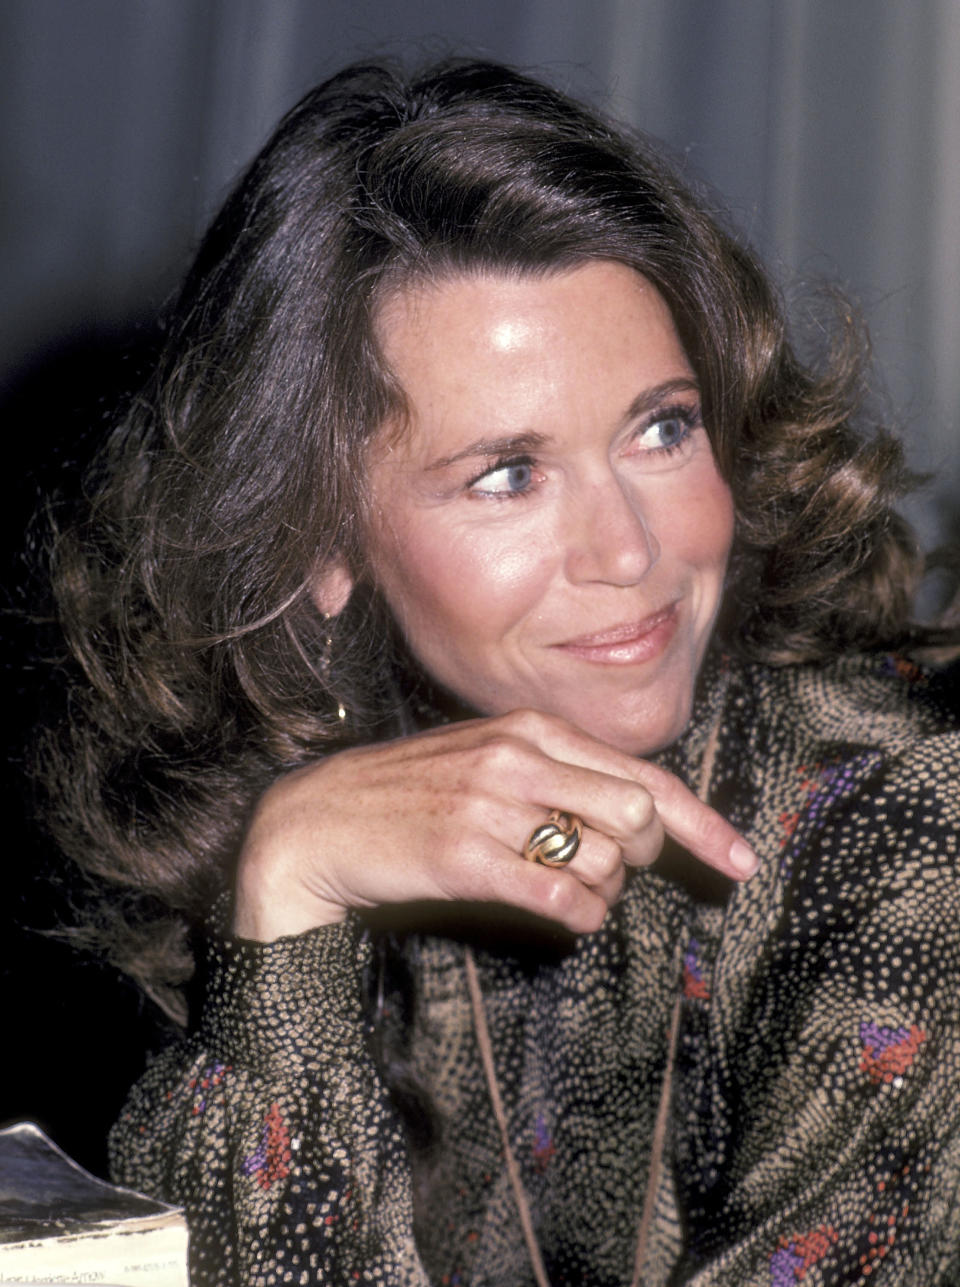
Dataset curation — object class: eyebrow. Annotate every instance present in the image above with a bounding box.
[425,431,549,472]
[424,377,700,472]
[623,377,700,421]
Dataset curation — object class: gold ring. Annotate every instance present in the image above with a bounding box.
[523,810,583,867]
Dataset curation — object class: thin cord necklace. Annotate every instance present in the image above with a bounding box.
[464,700,726,1286]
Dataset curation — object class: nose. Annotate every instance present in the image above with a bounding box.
[563,473,660,586]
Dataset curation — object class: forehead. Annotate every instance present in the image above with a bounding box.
[371,262,694,452]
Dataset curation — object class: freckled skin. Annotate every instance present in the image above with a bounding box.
[362,262,735,758]
[240,269,752,949]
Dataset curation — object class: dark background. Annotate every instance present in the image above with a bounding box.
[3,0,959,1178]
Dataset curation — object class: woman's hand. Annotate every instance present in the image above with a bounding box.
[233,709,758,941]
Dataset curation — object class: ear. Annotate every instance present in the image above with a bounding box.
[308,557,355,618]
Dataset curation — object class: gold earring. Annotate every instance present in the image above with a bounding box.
[322,616,347,723]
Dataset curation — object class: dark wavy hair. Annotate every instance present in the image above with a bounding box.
[35,58,934,1017]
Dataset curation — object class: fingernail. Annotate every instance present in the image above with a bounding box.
[729,840,760,878]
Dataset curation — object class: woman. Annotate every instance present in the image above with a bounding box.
[39,59,960,1285]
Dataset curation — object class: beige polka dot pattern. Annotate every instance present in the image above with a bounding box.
[110,653,960,1285]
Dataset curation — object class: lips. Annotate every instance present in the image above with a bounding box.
[553,603,679,664]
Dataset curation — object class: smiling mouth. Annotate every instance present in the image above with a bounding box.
[554,604,679,663]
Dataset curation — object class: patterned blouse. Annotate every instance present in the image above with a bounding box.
[110,653,960,1285]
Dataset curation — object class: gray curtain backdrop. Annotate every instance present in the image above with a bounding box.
[4,0,958,546]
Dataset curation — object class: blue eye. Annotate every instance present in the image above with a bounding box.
[653,417,687,448]
[501,462,533,491]
[636,405,699,453]
[470,457,535,496]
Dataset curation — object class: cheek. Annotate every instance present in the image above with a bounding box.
[372,516,556,645]
[708,488,736,570]
[675,471,735,576]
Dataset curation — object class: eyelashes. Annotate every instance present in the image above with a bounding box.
[466,455,538,498]
[465,400,704,499]
[635,403,702,456]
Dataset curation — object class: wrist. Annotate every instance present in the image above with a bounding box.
[233,848,348,941]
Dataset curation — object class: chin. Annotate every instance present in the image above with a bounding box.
[581,693,694,758]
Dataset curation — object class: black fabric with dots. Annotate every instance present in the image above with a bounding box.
[110,653,960,1285]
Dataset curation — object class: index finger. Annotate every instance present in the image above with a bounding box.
[497,709,759,881]
[630,758,759,880]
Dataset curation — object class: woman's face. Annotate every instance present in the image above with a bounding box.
[360,261,735,757]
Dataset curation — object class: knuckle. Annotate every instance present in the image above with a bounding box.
[539,872,579,921]
[474,732,534,781]
[498,707,566,739]
[622,786,656,833]
[498,707,540,732]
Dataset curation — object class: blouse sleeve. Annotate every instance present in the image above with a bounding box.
[678,741,960,1285]
[109,922,429,1287]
